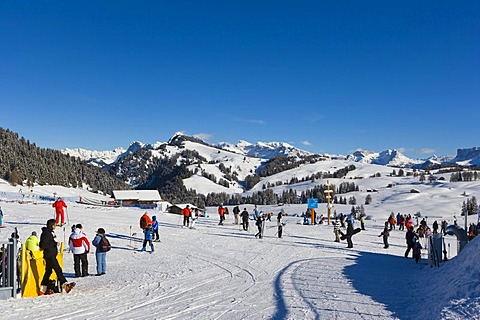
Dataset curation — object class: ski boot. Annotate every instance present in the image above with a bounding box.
[62,282,76,293]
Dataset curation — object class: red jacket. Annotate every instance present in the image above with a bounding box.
[52,199,67,214]
[140,213,153,229]
[68,228,90,254]
[218,206,225,216]
[182,207,191,217]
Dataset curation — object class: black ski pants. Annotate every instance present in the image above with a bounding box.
[73,253,89,277]
[42,255,67,286]
[242,219,249,231]
[405,243,414,258]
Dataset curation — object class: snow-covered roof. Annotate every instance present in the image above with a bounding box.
[170,203,197,210]
[112,190,161,201]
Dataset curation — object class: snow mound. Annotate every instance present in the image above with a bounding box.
[417,236,480,320]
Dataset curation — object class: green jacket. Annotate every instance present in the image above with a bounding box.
[25,235,40,251]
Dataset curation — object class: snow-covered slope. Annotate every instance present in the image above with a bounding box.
[1,178,479,319]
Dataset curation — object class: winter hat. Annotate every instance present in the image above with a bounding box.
[75,223,83,229]
[31,231,37,236]
[96,228,106,234]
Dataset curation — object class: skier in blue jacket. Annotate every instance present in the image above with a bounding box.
[141,224,154,252]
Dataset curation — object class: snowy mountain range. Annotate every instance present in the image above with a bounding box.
[62,132,480,169]
[59,132,480,197]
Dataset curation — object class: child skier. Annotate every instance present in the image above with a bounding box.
[413,237,422,263]
[141,224,154,252]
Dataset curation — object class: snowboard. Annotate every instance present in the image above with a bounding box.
[340,228,361,241]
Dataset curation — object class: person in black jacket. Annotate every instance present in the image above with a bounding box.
[241,208,249,231]
[39,219,75,294]
[255,214,264,239]
[346,220,354,248]
[404,226,417,258]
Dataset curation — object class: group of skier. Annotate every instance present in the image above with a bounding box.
[215,204,285,239]
[11,197,113,296]
[139,211,160,252]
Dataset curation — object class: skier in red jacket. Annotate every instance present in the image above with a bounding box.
[52,198,67,226]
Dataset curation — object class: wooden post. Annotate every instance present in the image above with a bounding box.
[325,180,333,225]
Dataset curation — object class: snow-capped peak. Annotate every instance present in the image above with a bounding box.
[216,140,311,159]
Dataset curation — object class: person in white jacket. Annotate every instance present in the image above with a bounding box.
[68,224,91,277]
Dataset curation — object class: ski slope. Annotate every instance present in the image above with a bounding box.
[0,186,479,319]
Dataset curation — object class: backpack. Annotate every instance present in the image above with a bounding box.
[140,216,147,229]
[100,236,111,252]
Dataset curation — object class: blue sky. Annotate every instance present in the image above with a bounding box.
[1,1,479,158]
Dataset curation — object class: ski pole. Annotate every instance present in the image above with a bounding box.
[63,225,66,251]
[65,207,70,226]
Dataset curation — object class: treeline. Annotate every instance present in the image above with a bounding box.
[257,155,329,177]
[0,127,130,194]
[193,182,359,207]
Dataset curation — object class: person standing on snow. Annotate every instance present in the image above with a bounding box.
[92,228,109,275]
[68,223,90,277]
[218,205,225,225]
[413,236,422,263]
[39,219,75,294]
[277,212,285,238]
[233,205,240,225]
[255,214,264,239]
[346,220,354,248]
[152,215,160,241]
[182,205,191,228]
[432,220,439,234]
[0,206,3,226]
[333,218,341,242]
[379,221,392,249]
[359,213,366,230]
[190,209,198,229]
[241,208,249,231]
[52,197,67,226]
[404,226,417,258]
[141,224,154,252]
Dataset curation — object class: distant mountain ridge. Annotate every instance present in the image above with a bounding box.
[346,149,423,167]
[57,132,480,205]
[62,134,480,170]
[216,140,312,159]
